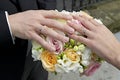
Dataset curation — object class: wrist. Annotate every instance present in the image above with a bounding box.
[103,40,120,69]
[106,40,120,69]
[114,42,120,69]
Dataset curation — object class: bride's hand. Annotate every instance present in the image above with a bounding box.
[67,15,120,69]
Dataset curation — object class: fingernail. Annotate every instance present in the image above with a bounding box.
[67,21,75,34]
[64,37,69,42]
[50,47,56,52]
[69,28,74,34]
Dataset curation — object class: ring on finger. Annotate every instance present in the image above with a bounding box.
[82,27,87,38]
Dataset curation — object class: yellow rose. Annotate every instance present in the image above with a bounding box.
[40,50,57,72]
[64,49,80,63]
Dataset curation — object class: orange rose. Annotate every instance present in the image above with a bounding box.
[40,50,57,72]
[64,49,80,63]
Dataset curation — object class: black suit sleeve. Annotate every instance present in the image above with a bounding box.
[0,11,13,49]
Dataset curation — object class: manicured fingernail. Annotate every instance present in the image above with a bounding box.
[64,37,69,42]
[67,21,75,34]
[69,28,74,34]
[50,47,56,52]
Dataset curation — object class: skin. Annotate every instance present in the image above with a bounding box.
[8,10,75,51]
[67,15,120,70]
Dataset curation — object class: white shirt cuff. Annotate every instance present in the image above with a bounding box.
[5,11,15,44]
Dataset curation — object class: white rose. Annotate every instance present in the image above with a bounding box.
[32,50,41,61]
[67,63,81,72]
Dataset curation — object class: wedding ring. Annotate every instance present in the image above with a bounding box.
[82,28,87,38]
[40,29,42,32]
[39,25,46,33]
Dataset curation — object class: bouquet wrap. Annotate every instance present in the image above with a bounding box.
[32,10,104,76]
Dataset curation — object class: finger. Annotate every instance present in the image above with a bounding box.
[40,18,74,34]
[68,34,90,45]
[67,20,93,38]
[90,18,104,26]
[31,32,55,51]
[38,25,69,42]
[79,15,104,29]
[38,10,73,20]
[73,15,96,31]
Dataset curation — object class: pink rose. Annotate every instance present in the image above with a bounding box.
[46,36,63,53]
[83,61,101,76]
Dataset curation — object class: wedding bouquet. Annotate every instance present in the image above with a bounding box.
[32,10,104,76]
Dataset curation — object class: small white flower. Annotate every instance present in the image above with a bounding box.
[72,11,79,15]
[57,55,72,67]
[81,60,90,66]
[82,47,91,60]
[78,65,84,73]
[61,10,70,15]
[76,51,82,55]
[94,18,103,24]
[67,63,80,72]
[78,44,86,52]
[32,50,40,61]
[55,64,69,73]
[63,60,72,67]
[32,41,42,50]
[81,47,91,66]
